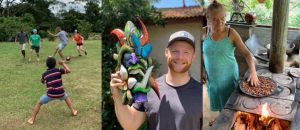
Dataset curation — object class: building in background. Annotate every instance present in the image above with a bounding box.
[148,6,206,81]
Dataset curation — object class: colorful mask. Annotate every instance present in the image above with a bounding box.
[111,17,160,105]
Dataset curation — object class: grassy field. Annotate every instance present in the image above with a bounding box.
[0,39,101,129]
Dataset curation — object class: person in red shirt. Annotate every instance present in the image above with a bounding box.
[73,30,87,56]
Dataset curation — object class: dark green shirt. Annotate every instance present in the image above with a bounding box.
[30,34,41,47]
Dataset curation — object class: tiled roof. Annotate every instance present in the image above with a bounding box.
[160,6,206,19]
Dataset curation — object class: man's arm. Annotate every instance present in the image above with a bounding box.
[47,31,58,37]
[29,36,32,46]
[110,72,146,130]
[80,35,84,43]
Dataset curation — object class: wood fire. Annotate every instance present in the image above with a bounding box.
[233,103,290,130]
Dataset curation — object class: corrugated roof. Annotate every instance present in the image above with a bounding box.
[160,6,206,19]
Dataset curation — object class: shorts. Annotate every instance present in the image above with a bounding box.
[77,43,83,46]
[57,43,67,51]
[40,93,68,104]
[19,43,26,50]
[31,46,40,53]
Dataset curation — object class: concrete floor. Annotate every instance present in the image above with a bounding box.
[203,84,220,130]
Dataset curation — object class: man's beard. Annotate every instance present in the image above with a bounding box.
[168,59,191,73]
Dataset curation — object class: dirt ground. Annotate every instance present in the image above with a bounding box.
[203,84,220,130]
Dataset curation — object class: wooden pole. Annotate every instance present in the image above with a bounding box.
[269,0,289,73]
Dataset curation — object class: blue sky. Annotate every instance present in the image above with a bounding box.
[153,0,200,8]
[46,0,202,14]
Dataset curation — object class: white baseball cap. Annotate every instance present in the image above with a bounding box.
[168,31,195,49]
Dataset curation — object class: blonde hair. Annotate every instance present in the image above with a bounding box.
[206,0,226,19]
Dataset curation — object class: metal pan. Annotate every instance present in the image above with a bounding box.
[239,76,277,98]
[289,68,300,78]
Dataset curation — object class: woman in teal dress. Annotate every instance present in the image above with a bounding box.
[201,1,260,113]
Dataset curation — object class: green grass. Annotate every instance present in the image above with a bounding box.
[0,39,101,129]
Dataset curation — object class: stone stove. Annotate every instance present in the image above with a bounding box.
[209,65,300,130]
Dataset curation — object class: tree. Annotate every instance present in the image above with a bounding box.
[0,14,34,41]
[76,20,92,39]
[84,1,101,32]
[0,0,17,17]
[21,13,35,24]
[6,0,58,30]
[100,0,165,129]
[59,9,85,32]
[202,0,274,25]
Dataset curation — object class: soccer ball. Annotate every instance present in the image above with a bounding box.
[66,56,71,61]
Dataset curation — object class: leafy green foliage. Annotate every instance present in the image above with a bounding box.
[241,0,273,25]
[76,20,92,39]
[21,13,35,24]
[0,0,58,42]
[84,1,101,32]
[38,30,47,38]
[290,13,300,27]
[214,0,300,26]
[217,0,233,11]
[59,9,86,32]
[6,0,57,29]
[264,0,272,9]
[0,15,33,41]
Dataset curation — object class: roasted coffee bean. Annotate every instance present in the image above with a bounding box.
[241,76,276,97]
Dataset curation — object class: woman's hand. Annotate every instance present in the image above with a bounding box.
[247,72,260,87]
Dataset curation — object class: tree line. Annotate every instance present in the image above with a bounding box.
[0,0,100,41]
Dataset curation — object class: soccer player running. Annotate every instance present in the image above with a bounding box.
[73,30,87,56]
[47,26,68,60]
[15,27,29,61]
[29,29,43,62]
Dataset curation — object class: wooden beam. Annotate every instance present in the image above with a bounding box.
[269,0,289,73]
